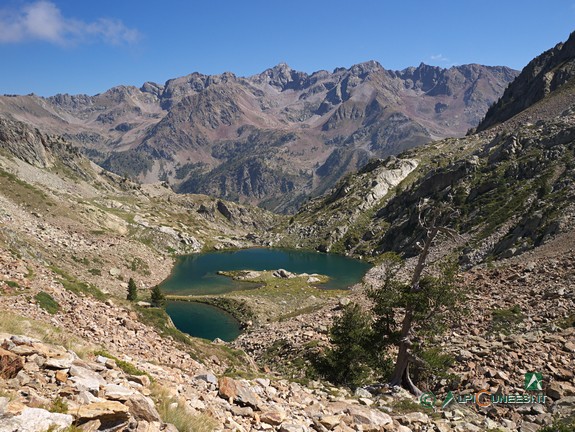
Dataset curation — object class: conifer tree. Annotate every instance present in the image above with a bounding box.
[127,277,138,301]
[150,285,166,308]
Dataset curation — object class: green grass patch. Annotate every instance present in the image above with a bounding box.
[538,416,575,432]
[4,280,19,288]
[218,270,331,297]
[49,266,107,301]
[25,267,35,279]
[45,426,84,432]
[391,398,427,413]
[0,167,52,212]
[557,314,575,329]
[34,291,60,314]
[47,396,68,413]
[71,255,90,266]
[129,257,151,276]
[491,305,524,334]
[93,349,149,377]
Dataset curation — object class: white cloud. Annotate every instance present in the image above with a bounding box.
[0,1,140,45]
[430,54,450,63]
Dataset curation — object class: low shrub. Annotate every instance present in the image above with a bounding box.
[491,304,524,334]
[34,292,60,315]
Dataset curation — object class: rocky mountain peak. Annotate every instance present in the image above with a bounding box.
[47,93,93,110]
[99,85,142,103]
[206,71,237,86]
[255,63,309,90]
[160,72,212,109]
[348,60,384,77]
[397,62,445,92]
[140,81,164,97]
[478,31,575,131]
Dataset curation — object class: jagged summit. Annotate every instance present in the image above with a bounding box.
[0,60,518,212]
[478,31,575,131]
[253,63,309,90]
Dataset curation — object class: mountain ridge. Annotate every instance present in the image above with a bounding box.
[0,61,517,212]
[478,31,575,131]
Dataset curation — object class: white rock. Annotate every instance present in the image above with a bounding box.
[104,384,136,400]
[95,355,109,364]
[69,365,106,392]
[278,423,309,432]
[77,390,101,404]
[188,399,206,410]
[0,407,73,432]
[0,397,9,415]
[195,373,218,385]
[354,388,372,398]
[158,225,178,236]
[339,297,351,307]
[255,378,271,388]
[44,352,75,369]
[359,397,373,406]
[347,405,392,431]
[109,267,121,277]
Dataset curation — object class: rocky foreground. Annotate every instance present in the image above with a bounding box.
[234,232,575,432]
[1,227,574,432]
[0,331,505,432]
[1,237,551,432]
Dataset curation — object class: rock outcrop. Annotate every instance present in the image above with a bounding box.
[478,31,575,131]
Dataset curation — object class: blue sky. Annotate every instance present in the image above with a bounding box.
[0,0,574,96]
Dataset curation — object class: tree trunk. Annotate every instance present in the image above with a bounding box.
[389,226,438,395]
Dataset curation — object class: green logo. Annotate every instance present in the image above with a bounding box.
[525,373,543,391]
[442,391,455,409]
[419,392,436,408]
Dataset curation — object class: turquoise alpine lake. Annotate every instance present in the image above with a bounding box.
[161,248,372,341]
[165,301,242,342]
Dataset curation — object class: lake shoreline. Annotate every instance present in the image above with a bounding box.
[161,248,371,340]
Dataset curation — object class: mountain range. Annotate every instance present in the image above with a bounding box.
[0,62,517,212]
